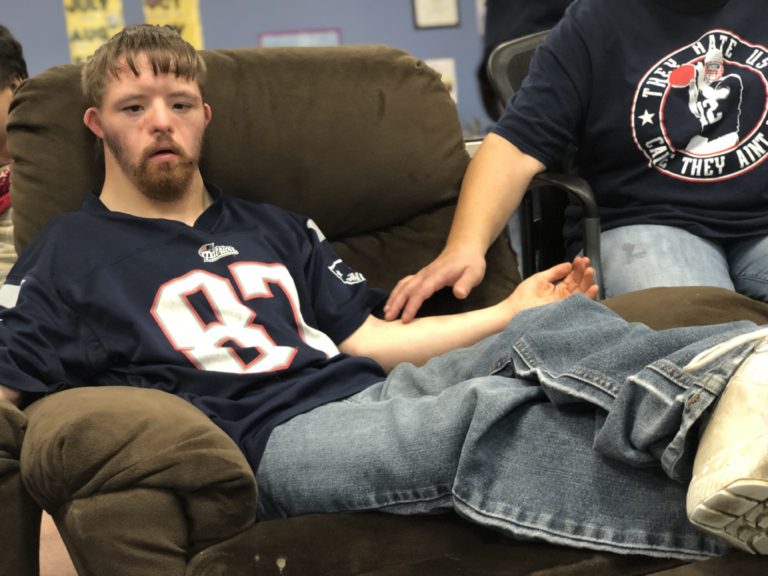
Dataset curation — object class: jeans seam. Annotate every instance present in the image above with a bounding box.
[513,337,621,403]
[451,490,723,559]
[377,488,454,511]
[647,360,706,393]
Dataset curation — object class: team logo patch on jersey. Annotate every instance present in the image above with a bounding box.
[328,259,366,285]
[632,30,768,182]
[198,243,240,263]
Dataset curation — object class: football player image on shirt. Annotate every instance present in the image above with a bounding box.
[672,48,745,155]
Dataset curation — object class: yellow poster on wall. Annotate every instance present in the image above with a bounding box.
[62,0,125,64]
[143,0,204,49]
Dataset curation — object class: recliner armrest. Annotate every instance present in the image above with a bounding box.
[20,387,257,576]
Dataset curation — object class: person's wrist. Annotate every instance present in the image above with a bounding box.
[496,291,523,323]
[443,236,486,261]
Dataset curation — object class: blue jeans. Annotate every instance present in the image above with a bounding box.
[256,295,759,559]
[599,225,768,301]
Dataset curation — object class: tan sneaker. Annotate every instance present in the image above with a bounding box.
[684,328,768,554]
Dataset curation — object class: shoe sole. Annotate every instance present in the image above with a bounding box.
[688,478,768,554]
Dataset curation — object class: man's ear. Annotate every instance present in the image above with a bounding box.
[83,107,104,139]
[203,102,212,127]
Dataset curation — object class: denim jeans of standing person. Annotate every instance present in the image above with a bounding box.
[597,224,768,300]
[256,295,761,559]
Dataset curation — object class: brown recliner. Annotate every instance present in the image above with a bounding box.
[0,400,41,575]
[5,45,768,575]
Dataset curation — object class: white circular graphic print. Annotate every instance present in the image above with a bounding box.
[632,30,768,182]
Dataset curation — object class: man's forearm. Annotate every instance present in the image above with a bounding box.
[347,257,596,371]
[0,385,21,405]
[340,302,512,372]
[446,133,545,255]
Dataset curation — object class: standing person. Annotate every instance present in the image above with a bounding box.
[386,0,768,321]
[478,0,573,121]
[0,24,27,285]
[1,24,768,564]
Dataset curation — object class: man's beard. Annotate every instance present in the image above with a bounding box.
[104,132,200,203]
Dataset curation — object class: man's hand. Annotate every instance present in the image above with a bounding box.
[502,256,598,317]
[0,385,21,406]
[383,247,487,323]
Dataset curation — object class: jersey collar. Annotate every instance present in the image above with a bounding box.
[84,181,225,232]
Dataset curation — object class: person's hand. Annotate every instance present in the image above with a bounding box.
[501,256,598,318]
[0,385,21,405]
[384,247,487,323]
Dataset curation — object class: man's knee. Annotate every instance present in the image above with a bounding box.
[599,225,732,297]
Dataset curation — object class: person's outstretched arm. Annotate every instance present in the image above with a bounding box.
[345,257,596,372]
[384,133,545,323]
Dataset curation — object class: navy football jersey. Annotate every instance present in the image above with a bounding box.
[0,187,387,469]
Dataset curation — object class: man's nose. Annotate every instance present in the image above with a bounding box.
[148,103,173,132]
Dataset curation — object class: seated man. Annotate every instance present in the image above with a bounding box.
[0,24,766,562]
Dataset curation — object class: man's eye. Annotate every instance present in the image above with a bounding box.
[173,103,192,110]
[123,105,143,113]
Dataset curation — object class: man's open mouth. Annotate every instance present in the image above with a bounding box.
[148,146,180,160]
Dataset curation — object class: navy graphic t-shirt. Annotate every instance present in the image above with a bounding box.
[493,0,768,254]
[0,187,387,469]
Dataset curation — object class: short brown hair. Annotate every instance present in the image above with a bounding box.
[81,24,206,107]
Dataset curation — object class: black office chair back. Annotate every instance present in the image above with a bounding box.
[487,30,549,103]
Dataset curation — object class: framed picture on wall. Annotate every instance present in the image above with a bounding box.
[424,57,457,102]
[412,0,460,29]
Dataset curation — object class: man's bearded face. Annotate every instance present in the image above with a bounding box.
[103,127,202,202]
